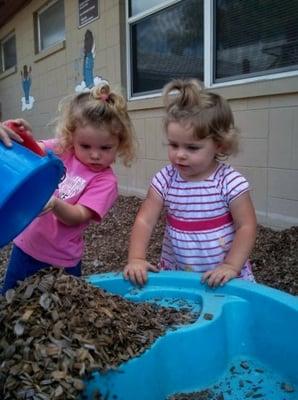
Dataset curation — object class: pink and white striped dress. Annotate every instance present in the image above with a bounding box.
[151,163,254,281]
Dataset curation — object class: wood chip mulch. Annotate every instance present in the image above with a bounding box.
[0,196,297,295]
[0,268,198,399]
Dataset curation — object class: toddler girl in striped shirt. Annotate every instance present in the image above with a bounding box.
[124,79,257,288]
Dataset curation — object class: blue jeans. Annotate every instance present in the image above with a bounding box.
[1,245,81,294]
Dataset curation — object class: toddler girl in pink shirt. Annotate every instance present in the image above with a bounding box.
[0,81,135,293]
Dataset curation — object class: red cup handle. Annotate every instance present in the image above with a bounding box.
[4,121,46,156]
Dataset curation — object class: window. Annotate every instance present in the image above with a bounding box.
[0,32,17,73]
[126,0,298,98]
[35,0,65,53]
[215,0,298,82]
[128,0,204,97]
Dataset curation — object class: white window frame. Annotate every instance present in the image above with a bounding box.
[36,0,65,53]
[126,0,298,99]
[0,32,17,73]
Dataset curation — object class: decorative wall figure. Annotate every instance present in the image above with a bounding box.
[75,29,105,93]
[21,65,35,111]
[83,29,94,88]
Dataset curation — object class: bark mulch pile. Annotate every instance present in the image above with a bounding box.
[0,268,198,399]
[0,195,297,295]
[167,390,223,400]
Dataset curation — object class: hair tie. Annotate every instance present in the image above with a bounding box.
[100,94,109,102]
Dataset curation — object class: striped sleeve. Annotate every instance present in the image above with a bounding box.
[221,166,250,205]
[151,165,175,200]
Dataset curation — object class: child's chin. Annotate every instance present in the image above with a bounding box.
[89,164,104,172]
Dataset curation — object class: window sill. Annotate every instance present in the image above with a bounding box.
[0,65,17,80]
[127,74,298,111]
[128,96,163,112]
[212,74,298,101]
[34,40,66,63]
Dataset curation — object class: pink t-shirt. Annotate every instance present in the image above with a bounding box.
[14,139,118,267]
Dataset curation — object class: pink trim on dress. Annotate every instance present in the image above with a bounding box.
[166,213,233,232]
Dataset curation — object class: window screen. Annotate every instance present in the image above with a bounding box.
[215,0,298,81]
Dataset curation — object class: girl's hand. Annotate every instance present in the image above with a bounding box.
[123,259,159,286]
[0,119,32,147]
[201,263,239,288]
[39,196,56,216]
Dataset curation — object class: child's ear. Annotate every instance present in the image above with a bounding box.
[215,141,224,154]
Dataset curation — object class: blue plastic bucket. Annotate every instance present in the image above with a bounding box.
[0,140,65,248]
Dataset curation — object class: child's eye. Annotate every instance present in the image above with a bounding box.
[168,143,178,148]
[80,144,90,149]
[187,146,200,151]
[101,146,112,151]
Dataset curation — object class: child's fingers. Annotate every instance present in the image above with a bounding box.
[202,270,224,288]
[2,121,25,144]
[220,274,230,286]
[147,263,159,273]
[39,196,56,216]
[14,118,33,133]
[211,273,226,287]
[0,132,13,147]
[123,267,132,282]
[123,261,156,286]
[124,267,147,286]
[201,270,212,283]
[135,268,148,286]
[127,270,138,285]
[123,268,129,280]
[0,126,19,146]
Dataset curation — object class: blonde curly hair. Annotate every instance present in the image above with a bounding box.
[163,79,239,159]
[54,83,135,166]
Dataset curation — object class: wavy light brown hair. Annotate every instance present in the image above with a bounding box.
[54,83,136,166]
[163,79,239,158]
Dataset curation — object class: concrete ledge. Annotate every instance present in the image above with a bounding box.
[34,40,66,63]
[0,65,17,80]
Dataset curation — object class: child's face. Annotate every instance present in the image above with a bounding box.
[72,124,119,172]
[167,121,220,181]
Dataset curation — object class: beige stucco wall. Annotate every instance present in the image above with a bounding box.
[0,0,298,229]
[0,0,122,134]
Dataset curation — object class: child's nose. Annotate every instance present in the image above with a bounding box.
[177,148,186,159]
[90,150,101,159]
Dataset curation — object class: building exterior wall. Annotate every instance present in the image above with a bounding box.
[0,0,298,229]
[0,0,122,135]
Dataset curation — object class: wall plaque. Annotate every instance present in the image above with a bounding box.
[78,0,99,28]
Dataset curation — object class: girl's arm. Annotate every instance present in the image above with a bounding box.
[123,187,164,286]
[43,196,95,225]
[202,191,257,287]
